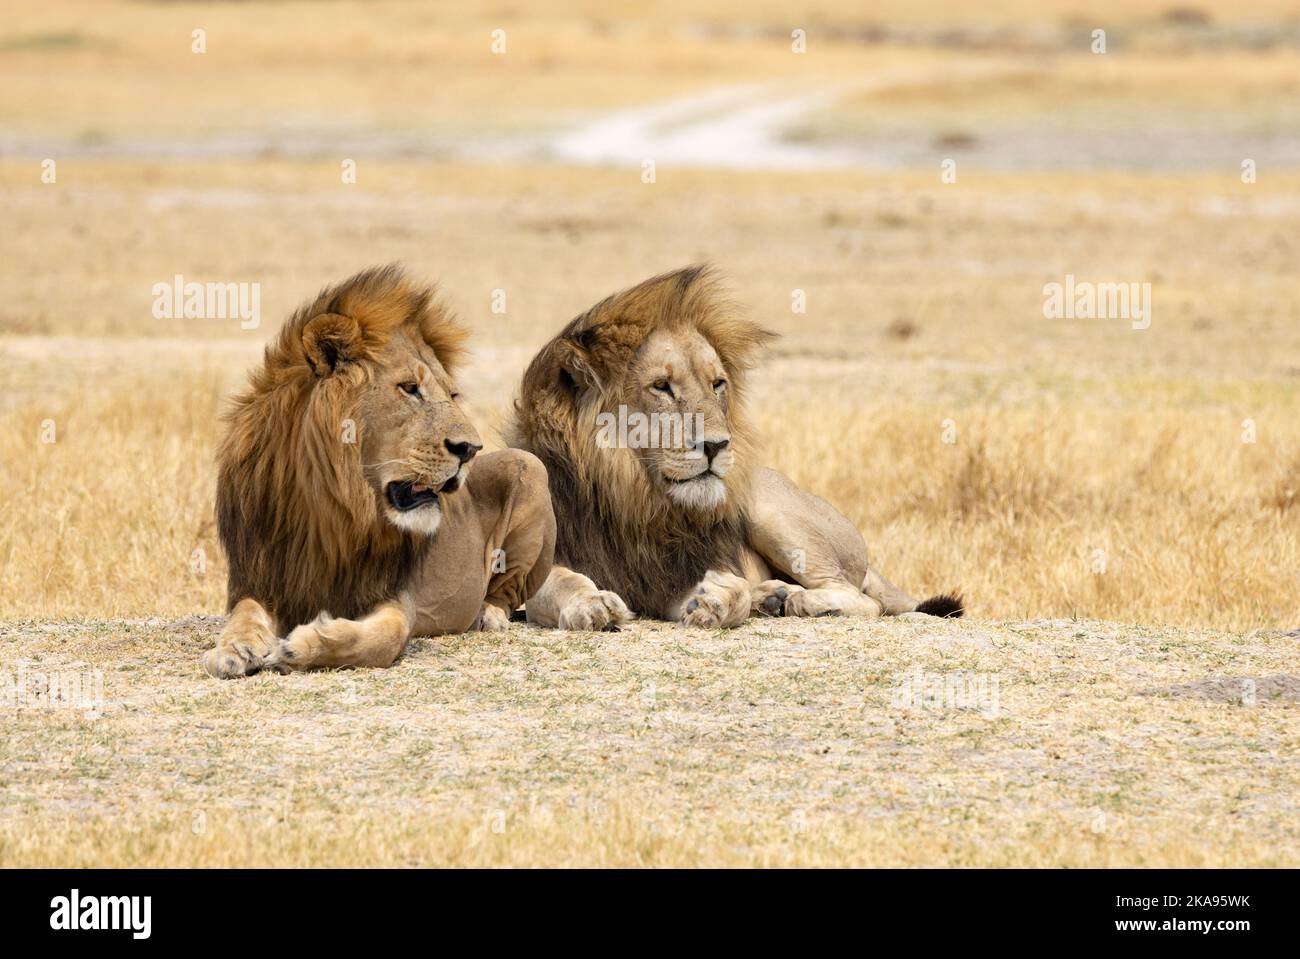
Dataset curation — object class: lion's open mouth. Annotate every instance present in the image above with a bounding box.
[386,480,439,512]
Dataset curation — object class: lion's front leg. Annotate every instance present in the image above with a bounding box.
[204,598,279,679]
[526,566,632,631]
[266,597,415,671]
[677,570,750,629]
[475,449,557,632]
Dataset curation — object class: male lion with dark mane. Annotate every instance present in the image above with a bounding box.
[204,265,555,678]
[506,266,962,630]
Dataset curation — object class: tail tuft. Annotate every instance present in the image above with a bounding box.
[915,593,964,618]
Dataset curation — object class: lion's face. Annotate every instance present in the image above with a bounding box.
[353,327,481,536]
[618,327,735,512]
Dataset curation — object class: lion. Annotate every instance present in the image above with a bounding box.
[203,265,556,678]
[505,265,962,630]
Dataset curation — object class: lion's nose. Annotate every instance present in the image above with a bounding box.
[445,439,482,464]
[702,439,730,463]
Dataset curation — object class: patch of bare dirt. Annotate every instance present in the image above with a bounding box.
[1145,674,1300,706]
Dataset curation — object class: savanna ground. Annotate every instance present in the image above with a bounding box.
[0,0,1297,866]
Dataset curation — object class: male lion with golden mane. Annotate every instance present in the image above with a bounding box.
[506,266,961,631]
[204,265,555,678]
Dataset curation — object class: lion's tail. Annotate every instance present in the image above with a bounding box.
[913,593,965,618]
[863,568,964,618]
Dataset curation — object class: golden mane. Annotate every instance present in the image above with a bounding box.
[216,264,468,633]
[507,265,776,617]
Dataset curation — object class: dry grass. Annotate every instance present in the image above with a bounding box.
[2,161,1296,628]
[2,368,1297,629]
[0,0,1297,866]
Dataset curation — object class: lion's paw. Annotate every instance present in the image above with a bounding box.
[681,591,728,629]
[751,580,791,617]
[783,589,844,618]
[202,628,276,679]
[262,618,329,672]
[478,604,512,632]
[558,590,632,632]
[680,571,750,629]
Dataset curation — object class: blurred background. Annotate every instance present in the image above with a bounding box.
[1,0,1297,626]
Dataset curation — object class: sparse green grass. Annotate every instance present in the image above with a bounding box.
[1,616,1295,867]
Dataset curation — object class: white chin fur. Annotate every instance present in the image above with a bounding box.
[665,474,727,511]
[386,501,442,536]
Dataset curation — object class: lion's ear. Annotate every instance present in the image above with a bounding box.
[557,328,605,394]
[302,312,362,376]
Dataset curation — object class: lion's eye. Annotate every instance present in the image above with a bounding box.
[399,382,421,397]
[450,392,462,401]
[713,378,727,390]
[651,379,672,396]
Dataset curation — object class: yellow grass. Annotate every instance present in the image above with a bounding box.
[0,0,1297,866]
[2,160,1296,628]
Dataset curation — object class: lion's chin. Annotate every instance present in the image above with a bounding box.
[385,500,443,536]
[664,473,727,512]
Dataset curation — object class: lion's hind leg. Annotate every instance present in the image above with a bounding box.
[785,585,881,618]
[863,568,964,618]
[747,468,882,620]
[204,597,279,679]
[861,567,920,616]
[752,579,882,619]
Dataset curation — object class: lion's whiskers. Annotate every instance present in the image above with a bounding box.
[361,458,410,474]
